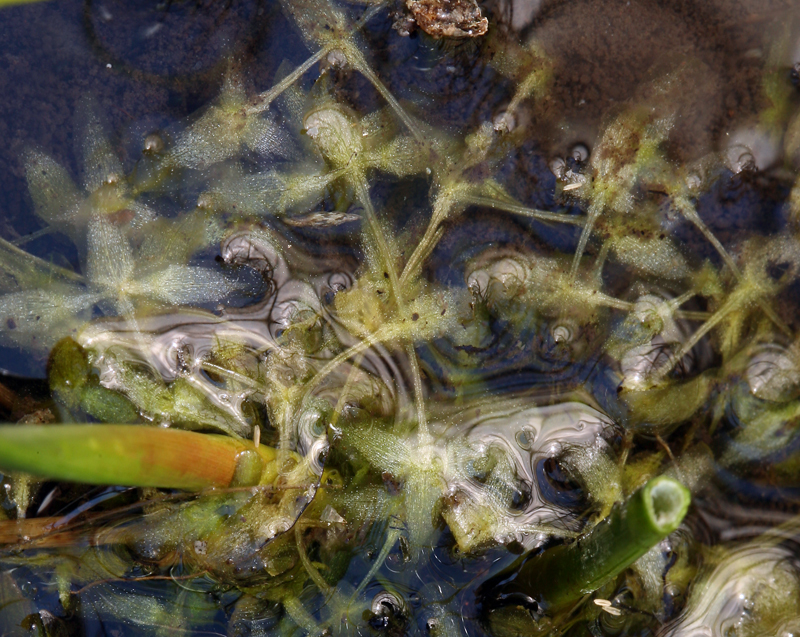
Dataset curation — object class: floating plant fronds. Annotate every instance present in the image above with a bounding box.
[1,0,800,634]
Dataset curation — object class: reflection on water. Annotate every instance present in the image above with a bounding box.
[1,0,800,634]
[662,542,800,637]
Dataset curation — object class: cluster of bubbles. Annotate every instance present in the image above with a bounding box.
[3,0,800,635]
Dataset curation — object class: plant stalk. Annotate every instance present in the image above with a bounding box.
[0,424,278,490]
[489,475,690,612]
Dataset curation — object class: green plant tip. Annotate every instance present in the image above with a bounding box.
[645,476,691,533]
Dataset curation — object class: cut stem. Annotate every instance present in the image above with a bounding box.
[0,424,277,490]
[492,476,690,612]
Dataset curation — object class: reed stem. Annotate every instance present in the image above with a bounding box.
[0,424,277,490]
[492,476,690,612]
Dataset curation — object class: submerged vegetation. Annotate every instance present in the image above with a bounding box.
[2,0,800,634]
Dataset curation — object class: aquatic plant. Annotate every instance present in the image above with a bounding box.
[1,0,800,635]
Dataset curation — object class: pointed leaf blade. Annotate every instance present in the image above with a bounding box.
[87,216,135,288]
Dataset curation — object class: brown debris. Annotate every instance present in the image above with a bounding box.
[0,380,50,423]
[406,0,489,38]
[284,211,361,228]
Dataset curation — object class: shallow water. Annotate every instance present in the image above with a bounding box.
[2,0,800,635]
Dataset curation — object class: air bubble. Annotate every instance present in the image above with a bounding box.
[685,172,702,191]
[515,428,535,450]
[570,143,590,163]
[746,343,800,402]
[552,324,572,343]
[143,132,165,155]
[371,590,405,617]
[492,111,515,134]
[326,49,347,69]
[549,157,566,179]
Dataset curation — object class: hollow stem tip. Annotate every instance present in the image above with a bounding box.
[490,476,690,613]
